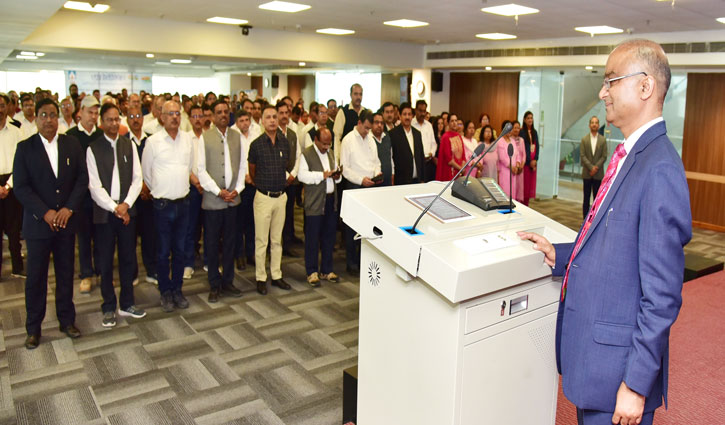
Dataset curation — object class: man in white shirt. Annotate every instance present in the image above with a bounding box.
[182,104,205,280]
[240,98,261,136]
[333,84,364,162]
[298,127,341,287]
[252,99,263,129]
[197,100,246,302]
[0,93,25,278]
[276,101,303,255]
[58,97,76,134]
[231,109,258,271]
[302,104,330,150]
[412,100,438,181]
[87,103,146,328]
[340,110,381,274]
[16,94,37,139]
[141,100,194,313]
[142,96,165,135]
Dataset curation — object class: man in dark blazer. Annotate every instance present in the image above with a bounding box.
[580,115,608,218]
[389,102,424,185]
[13,98,88,349]
[520,40,691,425]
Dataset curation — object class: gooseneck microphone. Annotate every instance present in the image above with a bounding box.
[464,122,513,185]
[507,142,514,212]
[406,140,487,235]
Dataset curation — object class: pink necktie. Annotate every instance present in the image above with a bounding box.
[561,143,627,301]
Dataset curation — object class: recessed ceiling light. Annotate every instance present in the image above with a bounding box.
[717,17,725,24]
[383,19,429,28]
[207,16,249,25]
[299,62,306,66]
[585,66,593,70]
[170,59,192,64]
[316,28,355,35]
[481,3,539,16]
[247,72,252,76]
[20,51,36,56]
[485,66,493,71]
[146,53,155,58]
[155,62,171,66]
[16,55,38,60]
[258,1,310,13]
[63,1,109,13]
[35,52,45,57]
[476,33,517,40]
[575,25,623,36]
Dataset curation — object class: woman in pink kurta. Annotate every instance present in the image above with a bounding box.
[496,120,525,202]
[479,125,498,179]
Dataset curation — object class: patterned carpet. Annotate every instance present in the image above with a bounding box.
[0,197,722,424]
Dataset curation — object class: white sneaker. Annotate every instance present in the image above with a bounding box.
[203,265,208,272]
[183,267,194,279]
[146,275,158,285]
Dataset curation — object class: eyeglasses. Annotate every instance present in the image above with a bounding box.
[39,112,58,119]
[190,114,203,119]
[61,104,73,109]
[103,117,121,123]
[602,71,647,90]
[127,114,142,119]
[163,111,181,117]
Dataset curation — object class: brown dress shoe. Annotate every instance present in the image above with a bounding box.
[256,281,267,295]
[59,324,81,339]
[25,334,40,350]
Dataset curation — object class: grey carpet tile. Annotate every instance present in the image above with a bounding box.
[323,320,359,349]
[201,322,269,354]
[315,281,359,303]
[92,369,174,417]
[244,363,329,412]
[245,298,294,320]
[162,355,240,395]
[176,381,261,422]
[0,372,11,412]
[9,361,89,402]
[253,314,316,341]
[72,325,142,359]
[276,289,328,309]
[274,390,343,425]
[14,387,103,425]
[82,346,156,386]
[304,349,358,389]
[144,334,215,369]
[295,302,358,328]
[214,406,286,425]
[222,342,295,379]
[277,329,348,364]
[106,397,196,425]
[7,338,76,375]
[183,305,249,333]
[131,316,196,345]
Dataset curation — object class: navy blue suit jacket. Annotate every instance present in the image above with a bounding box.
[551,121,691,413]
[12,133,88,239]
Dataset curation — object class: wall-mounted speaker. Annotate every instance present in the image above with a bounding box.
[432,72,443,92]
[271,74,279,88]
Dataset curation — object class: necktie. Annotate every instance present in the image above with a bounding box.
[560,143,627,301]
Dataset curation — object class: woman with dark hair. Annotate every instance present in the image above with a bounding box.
[479,125,497,179]
[496,120,525,202]
[433,116,445,144]
[436,114,465,181]
[521,111,539,206]
[474,113,497,141]
[461,120,479,177]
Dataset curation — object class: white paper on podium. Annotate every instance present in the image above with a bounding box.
[453,231,519,255]
[405,193,474,224]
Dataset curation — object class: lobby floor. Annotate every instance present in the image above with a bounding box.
[0,197,722,424]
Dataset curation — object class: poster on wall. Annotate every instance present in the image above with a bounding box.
[65,71,152,95]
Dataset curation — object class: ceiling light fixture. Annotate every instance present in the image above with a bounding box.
[585,66,593,70]
[299,62,306,66]
[575,25,624,36]
[35,52,45,57]
[170,59,192,64]
[258,1,310,13]
[20,51,36,56]
[16,55,38,60]
[146,53,155,58]
[383,19,429,28]
[207,17,249,25]
[717,17,725,24]
[481,3,539,16]
[247,72,252,76]
[316,28,355,35]
[63,1,110,13]
[485,66,493,71]
[476,33,517,40]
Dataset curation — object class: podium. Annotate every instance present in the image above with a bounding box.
[341,181,577,425]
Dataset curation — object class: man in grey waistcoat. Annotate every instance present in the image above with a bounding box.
[196,100,245,302]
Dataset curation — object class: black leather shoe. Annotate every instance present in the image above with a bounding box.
[221,284,243,298]
[160,291,174,312]
[25,334,40,350]
[235,257,246,271]
[256,281,267,295]
[59,324,81,339]
[208,288,220,303]
[282,248,298,258]
[272,279,292,290]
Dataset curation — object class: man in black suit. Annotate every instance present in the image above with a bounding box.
[389,102,424,185]
[12,98,88,349]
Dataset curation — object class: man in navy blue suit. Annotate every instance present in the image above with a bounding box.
[519,39,691,425]
[13,98,88,349]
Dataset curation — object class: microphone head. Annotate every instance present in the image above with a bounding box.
[473,141,486,156]
[507,142,514,157]
[500,122,513,138]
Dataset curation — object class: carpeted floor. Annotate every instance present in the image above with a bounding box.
[0,197,723,424]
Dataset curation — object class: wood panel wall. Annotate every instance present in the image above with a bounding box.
[448,72,519,130]
[251,76,262,98]
[682,73,725,231]
[287,75,307,104]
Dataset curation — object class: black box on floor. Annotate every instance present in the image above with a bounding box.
[343,366,358,424]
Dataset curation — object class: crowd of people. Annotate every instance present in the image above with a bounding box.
[0,82,538,349]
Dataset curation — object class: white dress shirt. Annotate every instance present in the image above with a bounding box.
[39,132,59,178]
[141,129,193,200]
[17,115,37,139]
[590,132,598,156]
[188,130,204,176]
[0,118,22,187]
[196,126,246,196]
[297,120,314,146]
[249,120,262,137]
[412,118,437,157]
[142,118,164,136]
[231,123,260,159]
[341,127,381,186]
[404,127,417,178]
[280,125,302,178]
[86,134,143,212]
[303,123,326,150]
[79,123,97,137]
[298,145,341,194]
[58,117,76,134]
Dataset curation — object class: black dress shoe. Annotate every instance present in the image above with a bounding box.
[208,288,220,303]
[282,248,298,258]
[272,279,292,290]
[235,257,246,271]
[24,334,40,350]
[256,281,267,295]
[59,324,81,339]
[221,284,243,298]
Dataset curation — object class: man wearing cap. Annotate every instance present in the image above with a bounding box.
[67,95,104,294]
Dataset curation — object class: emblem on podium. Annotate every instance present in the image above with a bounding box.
[367,261,381,287]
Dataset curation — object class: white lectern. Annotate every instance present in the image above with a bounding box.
[341,181,577,425]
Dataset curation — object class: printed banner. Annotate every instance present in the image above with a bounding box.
[65,71,152,95]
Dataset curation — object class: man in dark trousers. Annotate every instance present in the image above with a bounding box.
[66,95,103,293]
[580,115,608,218]
[0,92,25,278]
[389,102,425,185]
[13,98,88,349]
[87,103,146,328]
